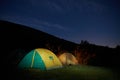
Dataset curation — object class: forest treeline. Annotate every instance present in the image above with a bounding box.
[43,40,120,68]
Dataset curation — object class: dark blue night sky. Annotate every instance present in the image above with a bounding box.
[0,0,120,48]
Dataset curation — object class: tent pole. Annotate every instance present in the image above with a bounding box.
[31,50,36,68]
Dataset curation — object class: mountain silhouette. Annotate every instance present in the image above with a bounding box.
[1,20,120,69]
[0,20,77,54]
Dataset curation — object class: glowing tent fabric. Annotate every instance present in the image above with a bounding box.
[18,48,62,70]
[58,53,78,66]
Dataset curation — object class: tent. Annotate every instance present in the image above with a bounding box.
[18,48,62,70]
[58,53,78,66]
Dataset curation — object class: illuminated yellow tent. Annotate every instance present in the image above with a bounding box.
[18,48,62,70]
[58,53,78,66]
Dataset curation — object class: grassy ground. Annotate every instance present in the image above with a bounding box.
[15,65,119,80]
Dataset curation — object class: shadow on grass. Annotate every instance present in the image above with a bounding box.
[13,65,120,80]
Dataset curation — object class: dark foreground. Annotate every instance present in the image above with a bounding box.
[5,65,120,80]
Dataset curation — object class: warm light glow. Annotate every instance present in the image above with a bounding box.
[58,53,78,66]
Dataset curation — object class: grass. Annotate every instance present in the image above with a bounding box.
[16,65,119,80]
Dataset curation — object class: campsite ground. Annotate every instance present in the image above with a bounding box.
[13,65,120,80]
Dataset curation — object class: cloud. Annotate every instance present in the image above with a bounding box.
[28,0,83,14]
[33,19,68,31]
[29,0,64,13]
[0,15,68,31]
[29,0,108,14]
[46,1,64,12]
